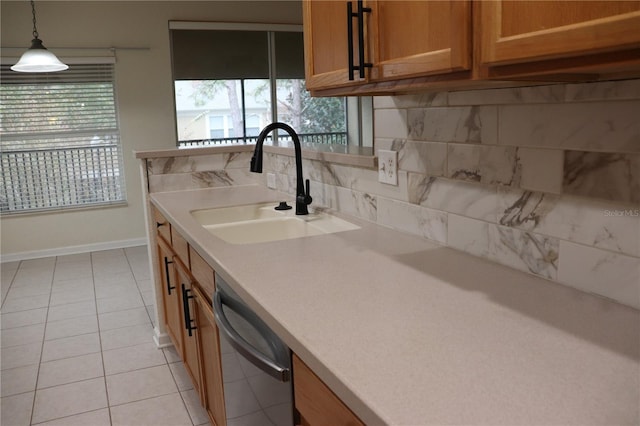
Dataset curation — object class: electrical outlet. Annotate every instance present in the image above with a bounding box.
[266,173,277,189]
[378,150,398,185]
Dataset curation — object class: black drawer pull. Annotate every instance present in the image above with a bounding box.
[164,257,175,295]
[182,283,197,337]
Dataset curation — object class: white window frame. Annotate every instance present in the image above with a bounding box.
[169,21,373,149]
[0,57,127,214]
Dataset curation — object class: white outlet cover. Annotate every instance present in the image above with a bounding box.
[378,150,398,185]
[266,173,277,189]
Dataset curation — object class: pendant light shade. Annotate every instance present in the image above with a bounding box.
[11,1,68,73]
[11,38,68,72]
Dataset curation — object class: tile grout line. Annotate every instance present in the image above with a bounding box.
[91,249,114,426]
[29,408,107,426]
[0,261,20,311]
[122,247,156,330]
[28,257,56,426]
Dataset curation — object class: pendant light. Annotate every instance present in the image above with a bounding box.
[11,0,68,73]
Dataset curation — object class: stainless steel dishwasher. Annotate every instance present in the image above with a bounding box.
[213,273,294,426]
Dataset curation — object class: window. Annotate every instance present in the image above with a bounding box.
[0,62,126,214]
[170,23,371,148]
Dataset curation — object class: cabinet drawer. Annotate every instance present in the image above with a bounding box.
[172,229,190,268]
[189,246,215,300]
[293,354,364,426]
[152,205,171,243]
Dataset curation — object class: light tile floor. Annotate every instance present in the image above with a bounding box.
[1,246,209,426]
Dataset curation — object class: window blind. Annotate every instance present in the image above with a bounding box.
[0,63,126,213]
[170,29,305,80]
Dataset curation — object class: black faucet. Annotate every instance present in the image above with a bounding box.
[250,122,313,215]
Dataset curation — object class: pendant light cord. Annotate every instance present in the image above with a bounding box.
[31,0,39,40]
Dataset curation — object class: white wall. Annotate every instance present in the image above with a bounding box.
[0,1,302,258]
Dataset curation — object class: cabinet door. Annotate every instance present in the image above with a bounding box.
[293,354,364,426]
[371,1,471,81]
[303,0,367,90]
[175,263,202,399]
[157,239,182,355]
[480,1,640,66]
[193,285,227,426]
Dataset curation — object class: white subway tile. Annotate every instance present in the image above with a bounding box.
[563,151,640,204]
[315,182,378,223]
[565,79,640,102]
[408,175,497,221]
[374,109,408,139]
[447,144,518,186]
[448,84,564,106]
[375,92,448,109]
[499,101,640,152]
[517,147,563,194]
[392,139,447,176]
[377,198,447,244]
[498,189,640,257]
[558,241,640,309]
[408,106,498,144]
[448,215,558,280]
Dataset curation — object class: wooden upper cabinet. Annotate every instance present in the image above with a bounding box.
[305,0,640,94]
[480,1,640,66]
[303,0,472,91]
[370,1,471,81]
[304,0,361,90]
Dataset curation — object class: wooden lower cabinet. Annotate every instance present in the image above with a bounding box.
[175,261,202,398]
[293,354,364,426]
[155,215,362,426]
[152,205,171,244]
[193,285,227,426]
[157,226,225,424]
[157,237,183,355]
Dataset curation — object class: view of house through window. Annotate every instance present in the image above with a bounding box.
[175,78,348,144]
[170,25,365,148]
[0,63,126,214]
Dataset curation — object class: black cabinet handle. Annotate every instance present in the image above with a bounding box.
[181,283,197,337]
[347,1,355,80]
[347,0,372,80]
[156,221,166,228]
[164,257,175,295]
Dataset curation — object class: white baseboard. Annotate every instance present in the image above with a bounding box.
[0,237,147,263]
[153,328,173,349]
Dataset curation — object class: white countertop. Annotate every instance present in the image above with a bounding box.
[151,185,640,425]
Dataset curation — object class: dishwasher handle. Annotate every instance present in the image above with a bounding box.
[213,289,291,382]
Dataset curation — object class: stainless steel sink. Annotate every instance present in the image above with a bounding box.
[191,203,360,244]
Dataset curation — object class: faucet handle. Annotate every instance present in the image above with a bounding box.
[250,152,262,173]
[304,179,313,205]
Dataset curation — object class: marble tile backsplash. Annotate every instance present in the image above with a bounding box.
[145,151,257,193]
[266,79,640,309]
[143,80,639,309]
